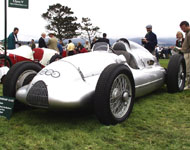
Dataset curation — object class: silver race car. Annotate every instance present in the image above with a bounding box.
[3,39,186,125]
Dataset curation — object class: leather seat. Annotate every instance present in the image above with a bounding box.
[113,42,139,69]
[32,48,44,61]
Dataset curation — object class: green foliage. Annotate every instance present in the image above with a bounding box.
[80,17,100,44]
[42,3,81,40]
[0,59,190,149]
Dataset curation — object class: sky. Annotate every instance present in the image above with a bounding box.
[0,0,190,41]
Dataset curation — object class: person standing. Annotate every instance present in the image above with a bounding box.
[57,40,64,55]
[30,39,36,50]
[47,33,59,53]
[96,33,110,46]
[38,33,47,48]
[178,21,190,89]
[8,27,19,50]
[91,38,97,49]
[176,31,184,48]
[171,31,184,55]
[142,25,158,55]
[84,40,91,51]
[66,40,75,56]
[76,42,84,53]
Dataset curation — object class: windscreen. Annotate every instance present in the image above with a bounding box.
[92,42,109,51]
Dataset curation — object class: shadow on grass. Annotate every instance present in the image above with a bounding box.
[134,86,167,103]
[10,86,178,127]
[11,105,100,127]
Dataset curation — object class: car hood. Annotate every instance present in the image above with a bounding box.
[60,51,125,78]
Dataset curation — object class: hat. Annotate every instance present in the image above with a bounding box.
[48,32,55,36]
[146,25,152,29]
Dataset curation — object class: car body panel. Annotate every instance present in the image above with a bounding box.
[16,40,166,110]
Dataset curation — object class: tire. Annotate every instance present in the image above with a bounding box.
[167,54,186,93]
[94,64,135,125]
[49,54,62,64]
[3,61,42,108]
[0,54,12,68]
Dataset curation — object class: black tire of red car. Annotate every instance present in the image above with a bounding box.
[167,54,186,93]
[3,61,42,109]
[49,54,62,64]
[0,54,12,67]
[94,64,135,125]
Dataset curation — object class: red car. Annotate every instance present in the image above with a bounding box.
[0,45,59,81]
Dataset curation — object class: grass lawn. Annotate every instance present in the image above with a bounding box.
[0,59,190,150]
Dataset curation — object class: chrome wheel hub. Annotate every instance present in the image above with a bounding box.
[122,91,129,105]
[16,70,37,90]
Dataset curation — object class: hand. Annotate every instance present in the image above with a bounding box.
[142,38,148,43]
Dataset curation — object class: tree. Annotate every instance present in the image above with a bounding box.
[80,17,101,44]
[42,3,80,40]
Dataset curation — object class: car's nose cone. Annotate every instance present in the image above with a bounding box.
[26,80,49,108]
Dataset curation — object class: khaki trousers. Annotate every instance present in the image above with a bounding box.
[184,53,190,86]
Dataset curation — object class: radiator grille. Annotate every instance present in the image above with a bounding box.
[26,81,49,108]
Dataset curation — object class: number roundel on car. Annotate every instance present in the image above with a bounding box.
[39,69,60,78]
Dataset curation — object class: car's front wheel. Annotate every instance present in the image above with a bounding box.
[94,64,135,125]
[3,61,42,108]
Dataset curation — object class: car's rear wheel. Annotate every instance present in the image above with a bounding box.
[167,54,186,93]
[49,54,62,64]
[3,61,42,108]
[94,64,135,125]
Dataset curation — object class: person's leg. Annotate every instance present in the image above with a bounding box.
[184,53,190,89]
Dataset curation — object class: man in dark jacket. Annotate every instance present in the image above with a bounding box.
[8,27,19,50]
[96,33,110,46]
[142,25,157,54]
[38,33,47,48]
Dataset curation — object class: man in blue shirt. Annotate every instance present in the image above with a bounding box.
[142,25,158,55]
[57,40,63,55]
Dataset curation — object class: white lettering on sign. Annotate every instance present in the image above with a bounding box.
[0,97,14,102]
[13,0,24,4]
[0,102,3,105]
[0,106,11,110]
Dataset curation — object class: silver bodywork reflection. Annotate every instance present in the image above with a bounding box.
[16,41,166,110]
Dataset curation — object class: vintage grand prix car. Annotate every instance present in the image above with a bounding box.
[3,39,186,125]
[0,45,59,82]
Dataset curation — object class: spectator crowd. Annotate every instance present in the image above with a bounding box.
[5,21,190,89]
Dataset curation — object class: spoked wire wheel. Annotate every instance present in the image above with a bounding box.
[110,74,132,119]
[94,64,135,125]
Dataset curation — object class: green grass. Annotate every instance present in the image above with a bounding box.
[0,59,190,150]
[159,59,169,68]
